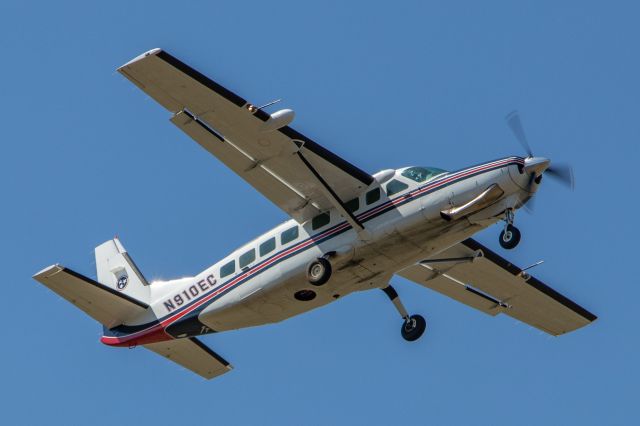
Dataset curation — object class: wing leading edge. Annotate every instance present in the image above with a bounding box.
[118,48,373,223]
[398,239,596,335]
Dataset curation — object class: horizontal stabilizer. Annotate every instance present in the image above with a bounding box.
[144,337,232,380]
[33,265,149,328]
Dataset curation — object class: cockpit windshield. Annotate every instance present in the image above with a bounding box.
[401,166,448,183]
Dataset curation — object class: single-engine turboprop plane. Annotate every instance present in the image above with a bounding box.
[34,49,596,379]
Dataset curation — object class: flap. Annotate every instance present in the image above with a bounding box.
[118,49,373,223]
[397,239,597,335]
[144,337,232,380]
[33,265,148,328]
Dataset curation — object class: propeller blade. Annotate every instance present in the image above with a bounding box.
[506,110,533,157]
[521,172,537,214]
[546,163,575,190]
[522,195,536,214]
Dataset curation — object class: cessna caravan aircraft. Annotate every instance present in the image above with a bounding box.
[34,49,596,379]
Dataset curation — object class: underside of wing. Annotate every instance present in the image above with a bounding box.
[144,337,232,380]
[118,49,373,222]
[33,265,148,328]
[398,239,597,335]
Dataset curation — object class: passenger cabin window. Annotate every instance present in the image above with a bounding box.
[344,197,359,213]
[401,166,448,183]
[312,213,330,230]
[366,188,380,205]
[220,260,235,278]
[281,225,299,245]
[386,179,409,196]
[239,248,256,269]
[259,237,276,257]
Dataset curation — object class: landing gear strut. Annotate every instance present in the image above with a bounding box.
[499,209,521,250]
[381,285,426,342]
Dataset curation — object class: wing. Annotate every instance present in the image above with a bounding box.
[397,239,597,335]
[117,48,373,223]
[33,265,149,329]
[144,337,232,380]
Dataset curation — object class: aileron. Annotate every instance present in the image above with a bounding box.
[118,48,373,224]
[398,239,596,335]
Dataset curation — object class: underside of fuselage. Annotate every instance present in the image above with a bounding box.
[97,157,535,345]
[194,158,533,332]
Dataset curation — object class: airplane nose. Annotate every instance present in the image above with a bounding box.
[523,157,550,175]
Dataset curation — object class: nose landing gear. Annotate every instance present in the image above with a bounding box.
[401,314,427,342]
[381,285,427,342]
[499,209,521,249]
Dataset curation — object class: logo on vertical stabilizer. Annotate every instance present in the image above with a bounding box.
[117,275,128,290]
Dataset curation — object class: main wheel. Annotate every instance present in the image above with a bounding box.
[499,224,521,249]
[306,258,332,286]
[401,314,427,342]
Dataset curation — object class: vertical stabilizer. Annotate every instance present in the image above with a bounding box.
[95,238,150,304]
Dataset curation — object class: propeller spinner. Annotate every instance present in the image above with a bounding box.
[506,110,575,190]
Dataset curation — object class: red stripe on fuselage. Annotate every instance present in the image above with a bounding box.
[101,158,523,346]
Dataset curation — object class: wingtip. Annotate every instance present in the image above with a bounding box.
[33,264,63,280]
[117,48,163,71]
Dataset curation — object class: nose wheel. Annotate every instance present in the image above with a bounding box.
[401,314,427,342]
[381,285,427,342]
[499,209,521,250]
[499,224,521,249]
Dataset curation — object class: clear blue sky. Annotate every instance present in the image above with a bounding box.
[2,1,637,424]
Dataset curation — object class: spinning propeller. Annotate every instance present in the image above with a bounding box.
[505,110,575,190]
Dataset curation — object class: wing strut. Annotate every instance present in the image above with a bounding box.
[295,148,365,232]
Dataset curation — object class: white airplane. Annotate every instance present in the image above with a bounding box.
[34,49,596,380]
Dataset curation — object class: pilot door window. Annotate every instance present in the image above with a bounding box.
[385,179,409,196]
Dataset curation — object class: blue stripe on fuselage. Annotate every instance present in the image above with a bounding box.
[106,157,523,336]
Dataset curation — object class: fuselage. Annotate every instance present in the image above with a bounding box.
[102,156,533,347]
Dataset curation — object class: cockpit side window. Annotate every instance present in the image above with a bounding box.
[401,166,448,183]
[385,179,409,196]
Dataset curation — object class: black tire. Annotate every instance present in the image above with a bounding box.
[401,314,427,342]
[499,224,521,250]
[306,258,332,286]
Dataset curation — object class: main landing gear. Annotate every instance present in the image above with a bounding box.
[499,208,521,250]
[382,285,426,342]
[306,257,332,286]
